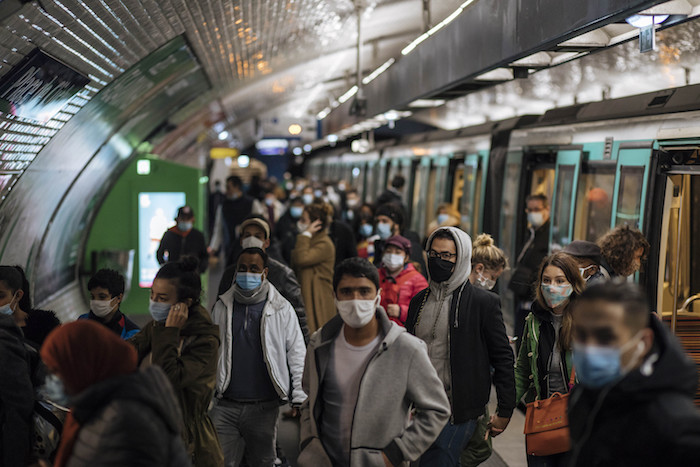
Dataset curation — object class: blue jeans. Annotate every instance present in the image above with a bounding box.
[420,418,479,467]
[211,399,280,467]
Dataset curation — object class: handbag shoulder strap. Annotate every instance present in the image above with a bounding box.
[568,366,576,390]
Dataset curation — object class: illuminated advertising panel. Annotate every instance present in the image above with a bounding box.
[138,192,185,288]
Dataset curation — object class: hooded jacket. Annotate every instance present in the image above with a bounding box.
[66,366,190,467]
[568,317,700,466]
[406,227,516,422]
[298,309,450,467]
[129,305,223,466]
[211,281,306,406]
[0,314,33,466]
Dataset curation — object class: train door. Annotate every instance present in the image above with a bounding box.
[654,155,700,404]
[572,159,616,243]
[410,158,430,235]
[449,153,466,217]
[365,159,377,204]
[459,151,488,239]
[549,149,582,250]
[611,145,653,230]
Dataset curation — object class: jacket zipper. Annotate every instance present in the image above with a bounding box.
[260,307,286,399]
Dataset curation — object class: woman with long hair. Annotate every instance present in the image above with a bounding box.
[515,252,585,467]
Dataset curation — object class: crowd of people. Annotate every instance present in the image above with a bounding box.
[2,173,700,467]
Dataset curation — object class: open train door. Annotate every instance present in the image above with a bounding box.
[549,148,583,250]
[652,143,700,405]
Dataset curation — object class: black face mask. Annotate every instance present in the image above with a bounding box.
[428,257,455,283]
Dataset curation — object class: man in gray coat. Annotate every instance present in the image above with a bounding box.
[218,215,310,344]
[298,257,450,467]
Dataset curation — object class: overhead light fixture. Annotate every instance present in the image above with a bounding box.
[303,144,312,152]
[288,123,303,135]
[625,14,669,28]
[292,147,303,156]
[327,134,339,143]
[238,155,250,168]
[362,58,396,85]
[317,107,332,120]
[338,86,359,104]
[474,68,514,81]
[409,99,446,108]
[401,0,477,55]
[218,130,229,140]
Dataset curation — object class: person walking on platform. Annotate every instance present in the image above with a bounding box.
[597,224,649,279]
[298,257,450,467]
[218,216,310,344]
[129,257,223,466]
[41,321,190,467]
[461,233,509,467]
[210,247,306,467]
[569,280,700,466]
[0,266,34,467]
[210,175,255,266]
[514,252,584,467]
[291,201,336,333]
[79,268,140,339]
[378,235,428,327]
[275,196,305,265]
[509,193,551,349]
[157,205,209,273]
[406,227,515,467]
[374,203,427,276]
[376,174,407,211]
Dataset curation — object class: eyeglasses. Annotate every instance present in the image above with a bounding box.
[428,250,457,261]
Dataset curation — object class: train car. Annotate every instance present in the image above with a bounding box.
[309,84,700,403]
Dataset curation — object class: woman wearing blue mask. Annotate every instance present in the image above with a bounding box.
[129,256,223,466]
[0,266,34,467]
[514,252,585,467]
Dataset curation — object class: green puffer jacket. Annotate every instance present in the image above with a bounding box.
[130,305,223,466]
[515,308,574,404]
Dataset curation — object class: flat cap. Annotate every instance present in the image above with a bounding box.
[240,217,270,239]
[385,235,411,254]
[562,240,601,258]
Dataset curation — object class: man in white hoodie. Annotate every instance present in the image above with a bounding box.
[210,247,306,467]
[406,227,516,467]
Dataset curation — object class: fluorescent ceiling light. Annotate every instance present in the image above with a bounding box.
[218,130,229,140]
[401,0,477,55]
[625,14,669,28]
[317,107,332,120]
[238,155,250,168]
[338,86,359,104]
[363,58,395,85]
[409,99,447,108]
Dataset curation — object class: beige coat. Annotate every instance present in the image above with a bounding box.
[292,232,336,333]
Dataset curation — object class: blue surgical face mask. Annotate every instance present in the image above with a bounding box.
[149,300,171,322]
[236,272,263,291]
[290,206,304,219]
[573,334,645,389]
[43,374,70,406]
[377,222,393,240]
[541,283,572,308]
[437,214,449,225]
[302,193,314,205]
[359,223,373,238]
[178,221,193,231]
[0,292,18,316]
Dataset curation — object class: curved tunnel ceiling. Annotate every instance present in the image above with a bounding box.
[0,0,466,315]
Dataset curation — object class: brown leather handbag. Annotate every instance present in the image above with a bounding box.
[523,369,576,456]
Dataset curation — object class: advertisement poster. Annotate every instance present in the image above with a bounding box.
[138,192,185,288]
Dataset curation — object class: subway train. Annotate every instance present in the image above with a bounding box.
[307,83,700,403]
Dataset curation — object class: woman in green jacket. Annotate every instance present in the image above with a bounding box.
[515,252,584,467]
[130,257,223,466]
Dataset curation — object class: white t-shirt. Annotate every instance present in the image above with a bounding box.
[320,326,381,467]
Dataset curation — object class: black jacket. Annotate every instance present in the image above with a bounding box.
[568,317,700,466]
[218,257,310,344]
[275,211,299,266]
[508,220,550,300]
[0,314,34,466]
[68,366,190,467]
[329,220,358,266]
[406,282,516,422]
[157,227,208,273]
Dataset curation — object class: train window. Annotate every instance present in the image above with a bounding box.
[615,166,645,228]
[461,161,477,235]
[500,161,522,262]
[552,165,576,248]
[573,165,615,242]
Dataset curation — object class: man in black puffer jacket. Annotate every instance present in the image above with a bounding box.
[568,281,700,466]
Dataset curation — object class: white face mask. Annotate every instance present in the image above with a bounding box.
[335,293,381,329]
[90,297,118,318]
[527,212,545,229]
[297,220,309,232]
[241,236,265,250]
[475,271,496,290]
[382,253,405,271]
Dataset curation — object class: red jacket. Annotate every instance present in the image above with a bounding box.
[378,263,428,326]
